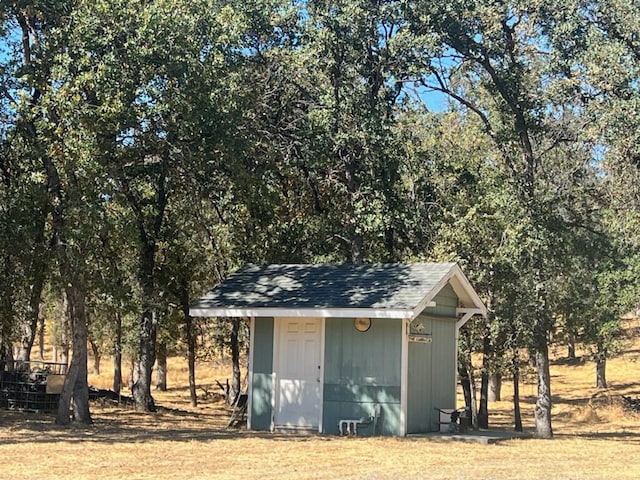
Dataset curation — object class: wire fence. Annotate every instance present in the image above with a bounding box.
[0,360,66,413]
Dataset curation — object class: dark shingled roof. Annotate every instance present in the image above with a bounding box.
[190,263,458,310]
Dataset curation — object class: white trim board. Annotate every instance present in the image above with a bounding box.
[270,317,279,432]
[411,264,487,319]
[189,306,416,319]
[400,318,409,437]
[318,317,326,434]
[456,307,484,329]
[247,316,255,429]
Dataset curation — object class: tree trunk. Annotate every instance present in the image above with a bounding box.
[0,281,14,371]
[132,308,157,412]
[181,282,197,407]
[123,158,167,412]
[478,370,489,428]
[155,342,167,391]
[488,372,502,402]
[187,322,197,407]
[0,323,14,371]
[38,315,45,360]
[72,354,91,423]
[477,331,490,429]
[469,367,479,431]
[351,233,364,265]
[60,347,69,373]
[71,302,92,424]
[40,115,92,425]
[0,343,13,371]
[55,351,79,425]
[59,283,70,374]
[534,345,553,438]
[460,328,479,430]
[129,357,135,392]
[131,242,157,412]
[384,227,396,261]
[55,283,92,425]
[567,329,576,360]
[532,263,553,438]
[458,361,472,417]
[512,350,523,432]
[113,310,122,394]
[16,307,38,362]
[458,328,475,426]
[89,336,100,375]
[229,318,241,404]
[596,355,607,389]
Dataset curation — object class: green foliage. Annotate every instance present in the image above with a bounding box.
[1,0,640,428]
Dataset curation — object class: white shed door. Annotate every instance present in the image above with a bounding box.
[275,317,322,429]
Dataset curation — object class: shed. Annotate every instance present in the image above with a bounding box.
[189,262,486,436]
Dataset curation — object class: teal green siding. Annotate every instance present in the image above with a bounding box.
[248,281,461,435]
[407,281,458,433]
[424,283,458,317]
[322,317,402,436]
[429,316,457,429]
[250,317,274,430]
[407,318,433,433]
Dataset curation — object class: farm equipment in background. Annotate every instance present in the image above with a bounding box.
[0,360,66,413]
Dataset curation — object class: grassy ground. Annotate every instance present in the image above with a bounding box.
[3,338,640,479]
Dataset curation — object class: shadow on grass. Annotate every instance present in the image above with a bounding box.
[515,380,640,410]
[551,356,588,366]
[599,382,640,394]
[555,431,640,443]
[0,406,337,446]
[5,406,640,448]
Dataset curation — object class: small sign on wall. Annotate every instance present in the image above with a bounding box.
[408,334,432,343]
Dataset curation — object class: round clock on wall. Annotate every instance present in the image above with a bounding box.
[354,317,371,332]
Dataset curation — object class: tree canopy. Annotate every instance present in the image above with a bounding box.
[1,0,639,437]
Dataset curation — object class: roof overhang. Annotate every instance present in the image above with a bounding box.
[188,306,417,319]
[456,307,485,329]
[413,263,487,320]
[189,263,487,321]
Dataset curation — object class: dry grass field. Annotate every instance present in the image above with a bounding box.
[3,330,640,480]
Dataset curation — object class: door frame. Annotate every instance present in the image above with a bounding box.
[271,316,325,432]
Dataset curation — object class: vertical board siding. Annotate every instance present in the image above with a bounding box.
[250,317,274,430]
[429,316,457,429]
[407,316,457,432]
[407,317,433,433]
[407,281,458,433]
[424,283,458,317]
[247,282,460,435]
[322,317,402,436]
